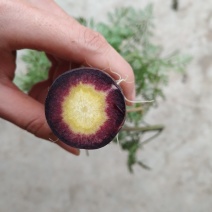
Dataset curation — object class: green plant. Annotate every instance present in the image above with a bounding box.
[14,5,191,172]
[14,51,50,92]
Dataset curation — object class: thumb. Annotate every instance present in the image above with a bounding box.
[0,81,80,156]
[0,82,51,139]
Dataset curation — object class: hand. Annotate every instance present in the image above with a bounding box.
[0,0,135,155]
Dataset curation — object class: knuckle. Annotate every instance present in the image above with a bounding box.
[24,116,46,138]
[82,27,108,53]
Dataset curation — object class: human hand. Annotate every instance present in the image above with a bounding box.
[0,0,135,155]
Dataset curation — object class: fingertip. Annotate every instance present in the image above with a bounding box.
[57,140,80,156]
[131,87,136,102]
[48,133,80,156]
[123,76,136,106]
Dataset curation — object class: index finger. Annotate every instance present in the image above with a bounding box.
[2,1,135,101]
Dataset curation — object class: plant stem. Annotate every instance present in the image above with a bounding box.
[172,0,178,10]
[122,125,164,132]
[127,107,143,113]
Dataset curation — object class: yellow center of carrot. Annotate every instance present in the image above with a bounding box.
[62,83,108,135]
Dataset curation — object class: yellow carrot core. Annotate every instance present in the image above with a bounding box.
[62,83,108,135]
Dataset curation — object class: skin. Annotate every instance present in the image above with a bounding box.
[0,0,135,155]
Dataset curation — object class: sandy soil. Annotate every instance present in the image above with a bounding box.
[0,0,212,211]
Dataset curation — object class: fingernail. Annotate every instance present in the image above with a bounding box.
[55,138,81,156]
[73,148,80,156]
[132,88,136,101]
